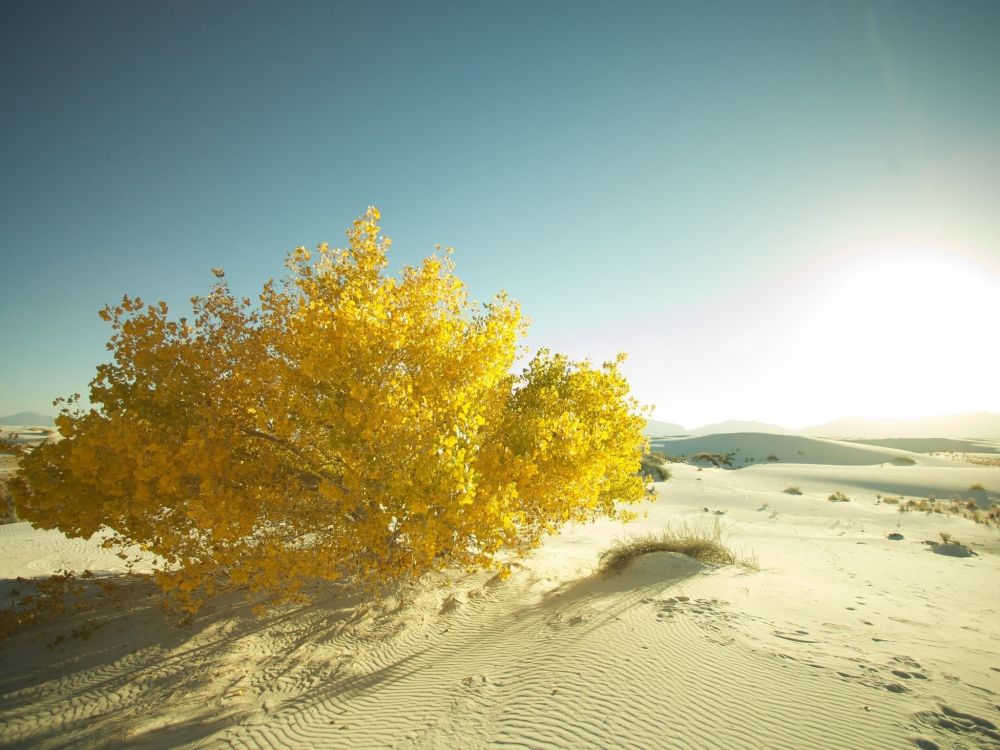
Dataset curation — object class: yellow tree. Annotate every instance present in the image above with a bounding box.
[9,208,651,611]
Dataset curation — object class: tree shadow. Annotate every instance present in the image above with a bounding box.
[0,573,383,748]
[0,556,726,748]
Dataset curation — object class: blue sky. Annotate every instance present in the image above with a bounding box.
[2,0,999,426]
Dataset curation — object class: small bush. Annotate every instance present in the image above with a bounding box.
[0,479,16,524]
[766,454,779,462]
[828,491,850,503]
[640,452,672,482]
[967,456,1000,467]
[783,486,803,495]
[897,496,998,526]
[882,496,901,505]
[891,456,916,466]
[690,452,736,468]
[969,483,985,491]
[598,518,758,574]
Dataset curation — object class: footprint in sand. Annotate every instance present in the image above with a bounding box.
[651,597,742,635]
[890,656,927,676]
[914,705,1000,746]
[545,610,590,629]
[838,656,931,692]
[772,629,819,644]
[891,669,929,680]
[460,674,493,691]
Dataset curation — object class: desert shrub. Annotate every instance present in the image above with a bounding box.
[881,495,901,505]
[690,452,735,468]
[828,491,850,503]
[598,518,758,574]
[0,478,16,523]
[7,208,651,612]
[783,486,802,495]
[766,454,779,462]
[898,497,998,526]
[640,452,671,481]
[969,483,986,491]
[967,456,1000,466]
[891,456,916,466]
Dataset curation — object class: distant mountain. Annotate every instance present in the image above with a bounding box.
[644,419,687,437]
[0,412,55,426]
[689,420,797,436]
[803,412,1000,439]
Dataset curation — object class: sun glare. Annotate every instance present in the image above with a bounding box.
[793,245,1000,421]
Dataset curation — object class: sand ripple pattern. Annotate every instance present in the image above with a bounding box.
[4,468,999,750]
[195,564,916,750]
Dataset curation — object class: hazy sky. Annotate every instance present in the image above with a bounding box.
[2,0,999,427]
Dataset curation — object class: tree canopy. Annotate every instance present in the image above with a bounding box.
[9,208,650,611]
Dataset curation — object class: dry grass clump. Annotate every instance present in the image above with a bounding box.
[689,452,736,468]
[966,456,1000,467]
[828,491,850,503]
[880,495,902,505]
[783,486,803,495]
[899,497,1000,527]
[598,518,758,574]
[640,452,672,481]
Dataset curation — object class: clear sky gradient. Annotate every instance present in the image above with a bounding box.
[2,1,999,427]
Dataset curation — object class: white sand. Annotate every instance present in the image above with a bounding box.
[0,426,58,450]
[1,433,999,749]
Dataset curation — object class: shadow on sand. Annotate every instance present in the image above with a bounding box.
[0,573,382,749]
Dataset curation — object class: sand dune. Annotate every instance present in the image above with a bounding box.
[0,413,56,428]
[0,426,58,451]
[804,413,1000,440]
[1,434,999,749]
[652,432,965,467]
